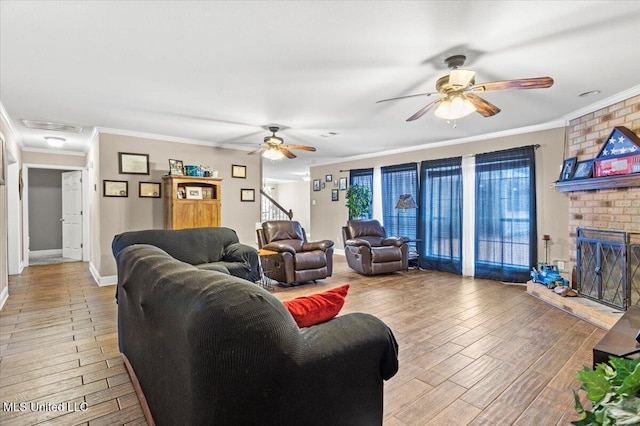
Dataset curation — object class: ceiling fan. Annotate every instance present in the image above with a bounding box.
[377,55,554,121]
[248,126,316,160]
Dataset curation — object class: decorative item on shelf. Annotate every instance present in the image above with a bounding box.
[542,234,551,263]
[184,165,201,177]
[593,126,640,177]
[104,180,128,197]
[559,157,577,181]
[169,159,184,176]
[119,152,150,175]
[345,183,372,220]
[185,186,203,200]
[395,194,418,236]
[571,160,594,180]
[139,182,161,198]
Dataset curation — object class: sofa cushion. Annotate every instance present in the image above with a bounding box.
[283,284,350,328]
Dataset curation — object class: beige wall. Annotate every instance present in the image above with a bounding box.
[272,181,311,236]
[22,150,86,167]
[97,132,262,277]
[1,112,23,306]
[310,126,570,264]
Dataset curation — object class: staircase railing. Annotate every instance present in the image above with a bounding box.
[260,189,293,222]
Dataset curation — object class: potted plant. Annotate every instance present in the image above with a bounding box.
[345,183,372,220]
[572,356,640,425]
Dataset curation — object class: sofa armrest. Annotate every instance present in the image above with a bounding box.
[302,240,335,251]
[382,237,409,247]
[223,243,260,281]
[299,313,399,380]
[345,238,372,248]
[262,242,297,254]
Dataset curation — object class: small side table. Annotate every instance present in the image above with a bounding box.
[406,239,421,270]
[257,249,279,291]
[592,305,640,368]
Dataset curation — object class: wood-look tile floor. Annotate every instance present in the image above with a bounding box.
[0,257,604,425]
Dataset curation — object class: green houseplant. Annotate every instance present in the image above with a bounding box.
[345,183,372,220]
[572,356,640,425]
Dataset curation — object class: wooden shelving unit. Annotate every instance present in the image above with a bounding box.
[163,175,222,229]
[553,173,640,192]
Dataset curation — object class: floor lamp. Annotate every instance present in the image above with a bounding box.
[394,194,418,236]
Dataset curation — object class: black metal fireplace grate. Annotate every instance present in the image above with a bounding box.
[576,228,640,310]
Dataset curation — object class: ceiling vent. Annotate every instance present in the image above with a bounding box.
[21,119,83,133]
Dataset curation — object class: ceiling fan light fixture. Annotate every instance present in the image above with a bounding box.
[44,136,66,148]
[263,147,285,160]
[434,95,476,120]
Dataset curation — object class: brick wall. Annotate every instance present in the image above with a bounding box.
[566,94,640,266]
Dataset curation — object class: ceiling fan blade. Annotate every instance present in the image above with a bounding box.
[471,77,554,92]
[376,91,439,104]
[406,98,443,121]
[247,146,265,155]
[449,69,475,88]
[279,147,297,159]
[283,144,316,152]
[466,93,501,117]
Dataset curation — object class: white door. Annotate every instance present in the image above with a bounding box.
[62,171,83,260]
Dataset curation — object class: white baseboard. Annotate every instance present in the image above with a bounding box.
[89,262,117,287]
[30,249,63,257]
[0,286,9,311]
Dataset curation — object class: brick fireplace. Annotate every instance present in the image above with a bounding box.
[528,94,640,330]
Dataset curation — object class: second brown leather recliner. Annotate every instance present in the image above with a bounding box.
[257,220,334,285]
[342,219,409,275]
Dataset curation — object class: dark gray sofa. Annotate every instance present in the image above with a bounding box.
[115,244,399,425]
[112,227,260,283]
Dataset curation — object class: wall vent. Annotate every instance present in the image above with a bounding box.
[21,119,83,133]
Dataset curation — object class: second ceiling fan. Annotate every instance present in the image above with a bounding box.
[248,126,316,160]
[377,55,554,121]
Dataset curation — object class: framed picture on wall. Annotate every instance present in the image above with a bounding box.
[232,164,247,178]
[139,182,161,198]
[104,180,128,197]
[313,179,321,191]
[0,133,5,185]
[240,188,255,202]
[119,152,150,175]
[339,177,347,190]
[331,189,339,201]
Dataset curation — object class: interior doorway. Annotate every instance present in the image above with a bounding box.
[22,164,89,268]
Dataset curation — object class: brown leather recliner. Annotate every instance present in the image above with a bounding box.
[257,221,334,284]
[342,219,409,275]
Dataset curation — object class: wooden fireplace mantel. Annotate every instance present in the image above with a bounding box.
[553,173,640,192]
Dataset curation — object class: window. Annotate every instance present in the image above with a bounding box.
[418,157,463,274]
[349,168,373,220]
[381,163,418,240]
[474,146,537,282]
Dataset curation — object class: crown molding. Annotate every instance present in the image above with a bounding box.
[95,126,226,149]
[0,102,24,149]
[314,119,566,167]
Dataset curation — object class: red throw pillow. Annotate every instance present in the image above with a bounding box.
[283,284,350,328]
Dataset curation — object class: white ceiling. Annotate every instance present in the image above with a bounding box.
[2,1,640,182]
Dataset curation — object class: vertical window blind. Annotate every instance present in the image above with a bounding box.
[418,157,463,274]
[381,163,418,240]
[349,168,374,219]
[474,146,537,282]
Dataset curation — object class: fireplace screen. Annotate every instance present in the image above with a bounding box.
[576,228,640,310]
